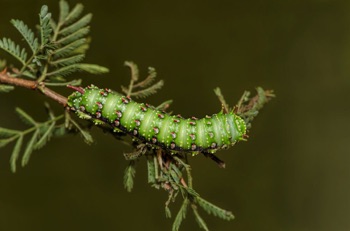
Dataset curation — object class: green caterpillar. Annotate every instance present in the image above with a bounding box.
[66,84,247,155]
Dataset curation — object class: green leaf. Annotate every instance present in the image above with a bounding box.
[39,5,52,46]
[0,127,19,138]
[0,84,15,93]
[172,198,189,231]
[0,38,27,65]
[214,87,230,113]
[11,19,39,53]
[45,78,82,87]
[10,135,23,173]
[0,138,12,148]
[21,129,40,167]
[195,197,234,221]
[50,54,85,66]
[76,63,109,74]
[124,161,136,192]
[59,0,70,24]
[133,66,157,88]
[15,107,37,126]
[156,100,173,111]
[147,157,156,184]
[52,38,86,57]
[124,61,139,82]
[68,117,93,144]
[130,80,164,98]
[62,3,84,26]
[56,26,90,45]
[191,205,209,231]
[34,121,56,150]
[59,14,92,36]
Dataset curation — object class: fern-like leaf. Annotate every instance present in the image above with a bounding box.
[195,197,234,221]
[61,2,84,26]
[58,0,70,24]
[39,5,52,47]
[76,64,109,74]
[34,121,56,150]
[15,107,37,126]
[0,128,19,138]
[50,54,85,66]
[191,205,209,231]
[0,84,14,93]
[124,161,136,192]
[52,38,86,58]
[130,80,164,98]
[21,129,40,167]
[0,38,27,65]
[11,19,39,53]
[172,198,189,231]
[10,135,23,173]
[56,26,90,45]
[133,67,157,88]
[59,14,92,36]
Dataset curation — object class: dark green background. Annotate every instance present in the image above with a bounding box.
[1,0,349,230]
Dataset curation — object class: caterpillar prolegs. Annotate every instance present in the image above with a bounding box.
[66,84,247,155]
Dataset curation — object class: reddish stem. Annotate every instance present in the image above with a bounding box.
[0,70,68,106]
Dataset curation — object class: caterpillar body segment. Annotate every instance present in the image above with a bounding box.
[67,84,247,155]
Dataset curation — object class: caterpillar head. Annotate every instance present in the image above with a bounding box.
[66,85,85,109]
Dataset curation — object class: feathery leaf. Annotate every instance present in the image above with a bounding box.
[56,26,90,45]
[62,3,84,26]
[50,54,85,66]
[133,67,157,88]
[59,0,70,24]
[11,19,39,53]
[59,14,92,36]
[0,84,15,93]
[124,61,139,82]
[0,38,27,65]
[172,198,189,231]
[34,121,55,150]
[39,5,52,46]
[15,107,37,126]
[0,127,19,138]
[75,63,109,74]
[191,205,209,231]
[21,129,39,167]
[147,157,156,184]
[156,100,173,111]
[130,80,164,98]
[52,38,86,57]
[10,135,23,173]
[124,161,136,192]
[195,197,234,221]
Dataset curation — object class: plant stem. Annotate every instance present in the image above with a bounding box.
[0,70,68,106]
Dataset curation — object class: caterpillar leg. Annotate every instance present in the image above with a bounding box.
[202,151,226,168]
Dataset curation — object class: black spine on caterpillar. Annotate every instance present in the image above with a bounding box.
[66,84,247,155]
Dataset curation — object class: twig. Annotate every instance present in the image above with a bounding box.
[0,70,68,106]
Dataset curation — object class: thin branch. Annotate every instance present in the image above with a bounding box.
[0,69,68,106]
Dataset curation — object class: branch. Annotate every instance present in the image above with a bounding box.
[0,69,67,106]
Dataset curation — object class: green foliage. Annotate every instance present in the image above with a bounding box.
[123,161,136,192]
[0,0,108,85]
[0,38,27,66]
[0,84,14,93]
[235,87,275,129]
[122,61,164,98]
[0,106,64,172]
[11,19,39,53]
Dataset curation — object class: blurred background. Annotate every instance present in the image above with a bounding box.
[0,0,349,230]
